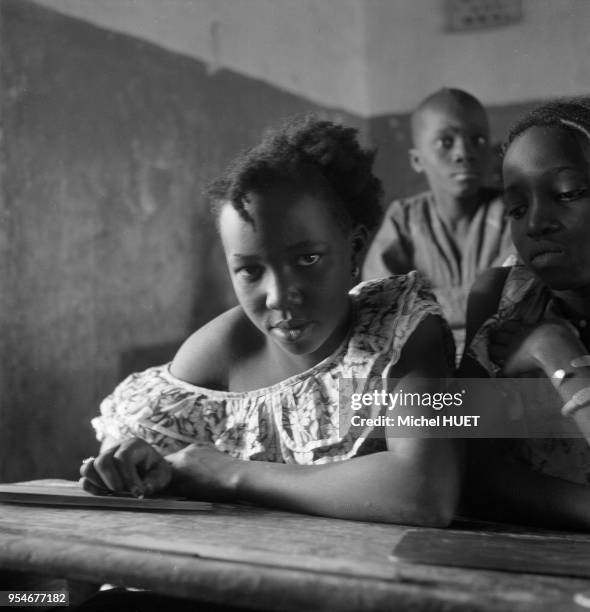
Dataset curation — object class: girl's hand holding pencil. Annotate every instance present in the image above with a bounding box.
[80,438,239,501]
[79,438,173,498]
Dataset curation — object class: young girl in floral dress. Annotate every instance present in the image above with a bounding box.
[81,117,461,526]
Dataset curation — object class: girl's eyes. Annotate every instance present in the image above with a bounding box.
[504,187,588,220]
[297,254,322,267]
[556,188,587,202]
[506,204,527,220]
[234,255,322,280]
[503,192,528,219]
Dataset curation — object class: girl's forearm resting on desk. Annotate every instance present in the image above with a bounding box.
[165,441,461,526]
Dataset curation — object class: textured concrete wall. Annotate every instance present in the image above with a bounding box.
[0,0,359,481]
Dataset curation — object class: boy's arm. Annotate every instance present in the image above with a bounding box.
[362,200,413,280]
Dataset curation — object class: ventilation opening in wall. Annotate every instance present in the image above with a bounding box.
[445,0,523,32]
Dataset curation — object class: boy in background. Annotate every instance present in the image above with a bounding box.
[363,88,513,357]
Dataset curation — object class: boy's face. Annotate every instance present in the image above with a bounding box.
[410,101,491,200]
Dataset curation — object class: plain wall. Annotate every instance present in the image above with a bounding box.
[28,0,590,202]
[364,0,590,115]
[31,0,590,116]
[28,0,370,116]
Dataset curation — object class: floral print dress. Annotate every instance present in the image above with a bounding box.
[92,273,453,464]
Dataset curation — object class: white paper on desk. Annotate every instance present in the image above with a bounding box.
[0,479,211,511]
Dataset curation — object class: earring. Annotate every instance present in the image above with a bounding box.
[352,265,360,279]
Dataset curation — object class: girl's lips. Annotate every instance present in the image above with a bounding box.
[529,249,565,266]
[270,321,312,342]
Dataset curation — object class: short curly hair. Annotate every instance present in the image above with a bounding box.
[504,97,590,153]
[207,116,383,232]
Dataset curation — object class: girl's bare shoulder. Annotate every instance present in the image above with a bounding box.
[170,307,261,390]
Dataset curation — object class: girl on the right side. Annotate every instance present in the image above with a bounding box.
[460,99,590,530]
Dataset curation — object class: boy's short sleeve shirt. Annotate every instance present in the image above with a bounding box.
[362,189,513,357]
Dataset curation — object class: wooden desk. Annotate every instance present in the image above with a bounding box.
[0,498,589,611]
